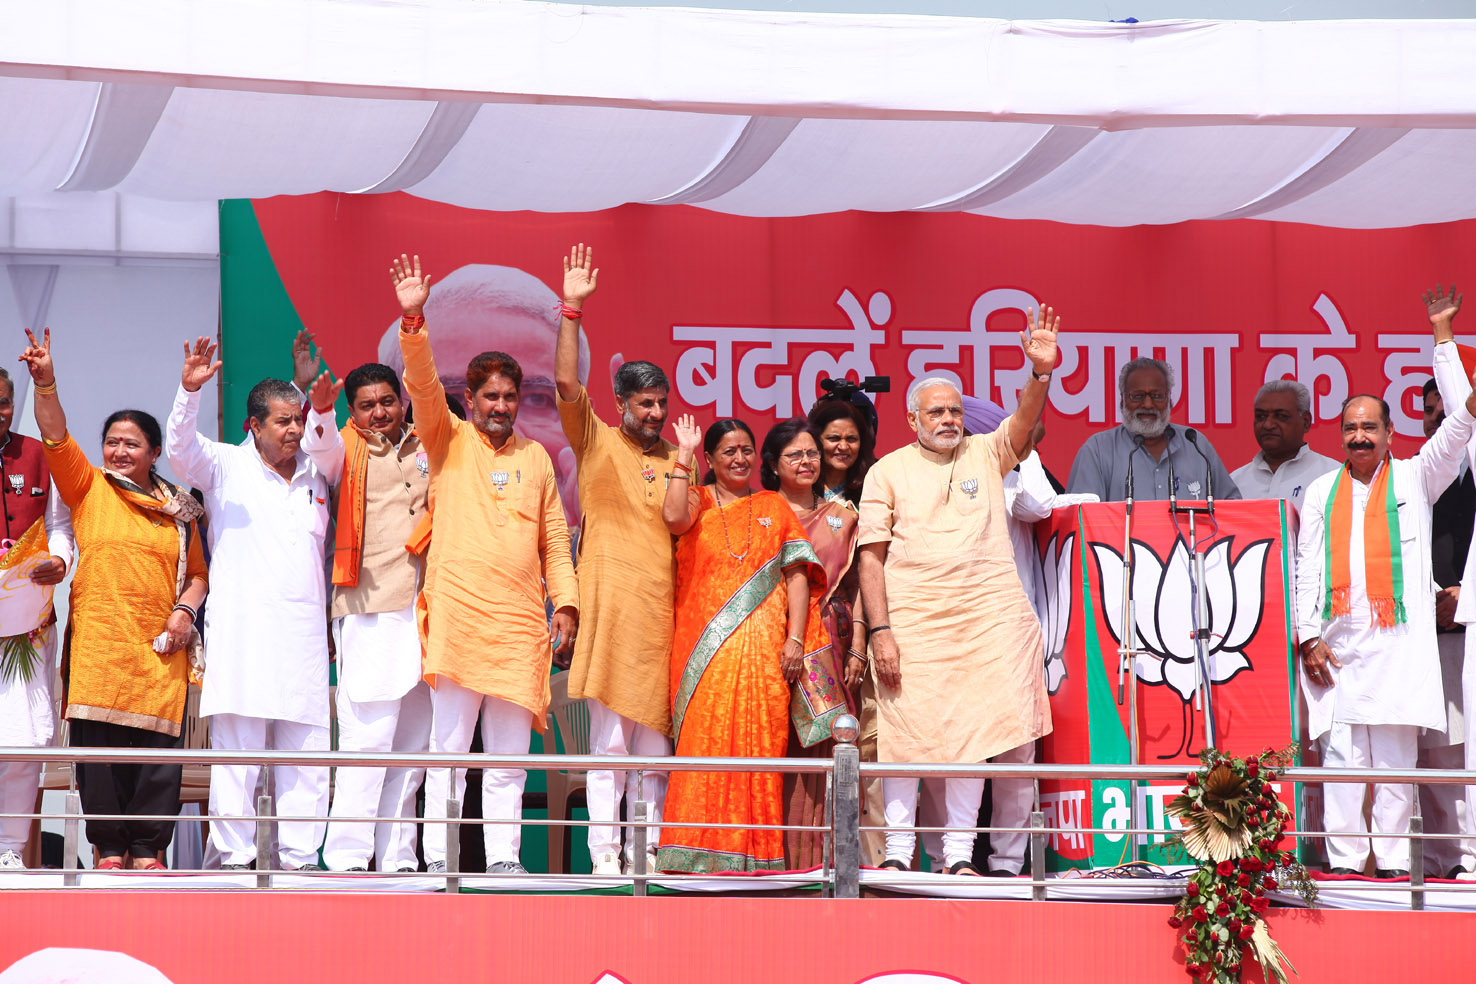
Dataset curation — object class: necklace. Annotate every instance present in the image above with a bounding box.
[714,485,753,562]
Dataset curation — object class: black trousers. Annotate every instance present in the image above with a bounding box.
[70,718,183,859]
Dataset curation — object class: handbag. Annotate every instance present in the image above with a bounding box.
[789,597,858,747]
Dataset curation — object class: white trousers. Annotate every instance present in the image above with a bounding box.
[323,681,432,871]
[422,679,532,866]
[1465,629,1476,874]
[1322,722,1418,870]
[917,740,1036,873]
[585,699,670,861]
[208,713,330,869]
[1418,741,1474,874]
[884,775,985,869]
[0,762,40,854]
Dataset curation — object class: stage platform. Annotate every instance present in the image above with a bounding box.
[1,884,1471,984]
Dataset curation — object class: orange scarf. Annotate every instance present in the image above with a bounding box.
[1323,456,1406,628]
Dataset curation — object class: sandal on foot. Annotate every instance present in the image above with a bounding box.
[878,859,909,871]
[947,860,982,876]
[95,857,125,870]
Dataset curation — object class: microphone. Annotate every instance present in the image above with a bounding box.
[1185,429,1214,510]
[1124,434,1146,505]
[1164,425,1179,511]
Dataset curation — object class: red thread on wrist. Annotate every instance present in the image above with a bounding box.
[558,304,584,320]
[400,314,426,331]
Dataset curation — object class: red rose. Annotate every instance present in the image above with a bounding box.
[1258,839,1273,852]
[1247,761,1260,778]
[1188,773,1200,787]
[1240,890,1254,904]
[1168,915,1183,928]
[1215,901,1230,916]
[1264,770,1277,782]
[1217,860,1235,877]
[1280,852,1295,867]
[1183,935,1198,946]
[1228,917,1242,932]
[1239,925,1256,940]
[1237,873,1251,887]
[1240,857,1263,872]
[1192,906,1209,923]
[1264,876,1278,890]
[1187,881,1200,896]
[1251,897,1270,914]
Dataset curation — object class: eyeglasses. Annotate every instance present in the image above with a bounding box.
[782,449,822,463]
[922,406,964,421]
[1125,390,1170,406]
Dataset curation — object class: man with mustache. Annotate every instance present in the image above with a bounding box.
[301,361,433,874]
[392,255,578,876]
[554,245,678,876]
[166,341,343,871]
[1296,321,1476,879]
[1066,357,1241,502]
[857,308,1059,875]
[1230,379,1339,512]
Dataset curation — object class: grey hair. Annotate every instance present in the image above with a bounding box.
[247,378,304,423]
[1255,378,1311,416]
[0,366,11,399]
[906,376,960,412]
[614,360,670,401]
[1117,357,1175,400]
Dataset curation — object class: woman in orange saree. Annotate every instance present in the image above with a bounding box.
[655,416,825,874]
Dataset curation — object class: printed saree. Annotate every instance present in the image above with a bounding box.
[655,487,825,874]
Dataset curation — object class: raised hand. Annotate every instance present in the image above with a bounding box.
[18,327,54,386]
[181,337,222,393]
[673,413,702,456]
[1021,306,1060,375]
[1424,284,1461,325]
[562,243,599,308]
[390,254,433,318]
[291,328,321,392]
[307,368,345,415]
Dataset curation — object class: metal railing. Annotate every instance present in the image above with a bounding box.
[3,733,1476,909]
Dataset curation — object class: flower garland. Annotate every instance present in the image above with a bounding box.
[1165,746,1317,984]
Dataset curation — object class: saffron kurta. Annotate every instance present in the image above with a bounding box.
[558,384,678,735]
[47,433,207,736]
[400,324,578,727]
[857,420,1052,764]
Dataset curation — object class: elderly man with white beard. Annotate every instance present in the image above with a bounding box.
[1066,357,1241,502]
[858,307,1060,875]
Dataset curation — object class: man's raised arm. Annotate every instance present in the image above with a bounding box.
[165,336,226,492]
[1009,306,1059,458]
[556,244,596,404]
[391,254,453,461]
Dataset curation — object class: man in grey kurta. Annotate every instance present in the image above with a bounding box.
[1067,357,1240,502]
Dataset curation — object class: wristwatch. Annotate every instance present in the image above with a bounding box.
[1032,370,1052,382]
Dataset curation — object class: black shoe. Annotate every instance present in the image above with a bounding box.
[987,868,1020,877]
[1447,865,1472,880]
[1327,867,1359,876]
[1373,868,1409,880]
[396,866,418,874]
[878,858,909,871]
[345,866,368,872]
[294,864,324,872]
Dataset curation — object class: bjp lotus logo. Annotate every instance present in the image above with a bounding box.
[1035,532,1074,695]
[1091,536,1270,752]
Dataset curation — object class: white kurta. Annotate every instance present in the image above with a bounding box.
[165,386,343,727]
[1295,343,1473,740]
[1231,444,1341,515]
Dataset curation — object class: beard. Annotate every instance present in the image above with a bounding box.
[919,425,962,452]
[1122,406,1170,439]
[477,413,514,442]
[622,406,662,443]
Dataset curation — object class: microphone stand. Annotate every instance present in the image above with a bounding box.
[1120,435,1147,862]
[1174,429,1219,751]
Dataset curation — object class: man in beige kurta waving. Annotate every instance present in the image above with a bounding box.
[857,307,1060,876]
[555,244,680,875]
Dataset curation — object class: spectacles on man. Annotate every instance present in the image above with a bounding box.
[922,405,964,421]
[781,449,822,463]
[1125,390,1170,406]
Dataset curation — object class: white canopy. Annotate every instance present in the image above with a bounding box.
[5,1,1476,228]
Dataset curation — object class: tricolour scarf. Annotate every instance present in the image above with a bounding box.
[1323,455,1406,628]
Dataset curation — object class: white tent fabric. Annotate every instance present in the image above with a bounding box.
[5,2,1476,226]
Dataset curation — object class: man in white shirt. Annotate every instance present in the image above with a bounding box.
[1297,337,1476,878]
[165,338,344,871]
[1231,380,1340,513]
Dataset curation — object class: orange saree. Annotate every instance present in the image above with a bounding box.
[655,488,825,874]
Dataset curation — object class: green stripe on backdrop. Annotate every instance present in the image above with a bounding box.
[218,199,569,872]
[1079,508,1134,871]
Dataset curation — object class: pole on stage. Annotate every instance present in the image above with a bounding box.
[1120,436,1147,862]
[1182,429,1219,750]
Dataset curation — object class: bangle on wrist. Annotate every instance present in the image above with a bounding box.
[172,602,197,620]
[787,635,804,647]
[871,625,891,634]
[669,473,689,483]
[558,303,584,320]
[33,380,57,396]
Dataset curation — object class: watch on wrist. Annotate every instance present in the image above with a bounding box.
[1032,370,1052,382]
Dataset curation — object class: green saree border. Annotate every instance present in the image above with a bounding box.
[671,537,820,742]
[654,844,786,875]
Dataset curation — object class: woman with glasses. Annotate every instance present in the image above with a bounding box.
[654,415,828,873]
[761,417,864,868]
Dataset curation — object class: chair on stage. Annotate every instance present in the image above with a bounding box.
[544,671,589,874]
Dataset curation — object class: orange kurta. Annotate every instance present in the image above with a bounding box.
[558,384,678,735]
[656,488,824,874]
[400,324,578,727]
[46,434,207,736]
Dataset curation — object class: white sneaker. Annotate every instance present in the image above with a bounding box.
[0,850,24,870]
[592,852,623,875]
